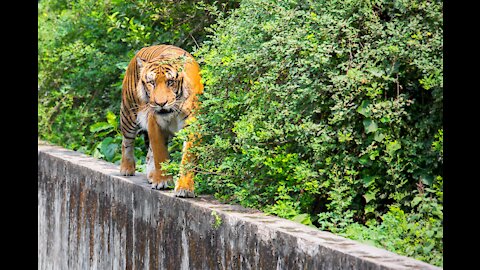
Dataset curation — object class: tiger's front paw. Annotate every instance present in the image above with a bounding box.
[174,188,195,198]
[174,175,195,198]
[120,158,136,176]
[148,170,172,190]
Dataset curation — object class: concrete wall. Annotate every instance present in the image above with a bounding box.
[38,143,441,270]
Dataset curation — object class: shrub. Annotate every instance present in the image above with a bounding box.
[187,0,442,266]
[343,203,443,267]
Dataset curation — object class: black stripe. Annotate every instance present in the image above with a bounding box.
[126,80,137,104]
[120,115,138,133]
[120,123,137,134]
[120,120,137,133]
[121,123,136,135]
[120,122,136,135]
[125,60,137,89]
[120,112,137,132]
[176,77,183,96]
[143,46,161,60]
[130,57,139,86]
[122,74,138,105]
[142,82,150,98]
[120,105,136,122]
[143,47,156,59]
[142,45,173,62]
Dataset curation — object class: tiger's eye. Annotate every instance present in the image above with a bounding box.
[167,79,175,87]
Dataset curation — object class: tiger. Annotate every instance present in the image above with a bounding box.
[119,44,203,198]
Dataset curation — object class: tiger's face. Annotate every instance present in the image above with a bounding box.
[136,56,190,117]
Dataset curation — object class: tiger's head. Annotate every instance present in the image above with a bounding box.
[136,53,196,117]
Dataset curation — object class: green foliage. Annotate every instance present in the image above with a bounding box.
[188,0,443,266]
[342,204,443,267]
[89,111,122,162]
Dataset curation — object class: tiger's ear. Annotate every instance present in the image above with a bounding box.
[136,57,147,69]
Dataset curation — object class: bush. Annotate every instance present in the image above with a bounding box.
[343,203,443,267]
[188,0,442,266]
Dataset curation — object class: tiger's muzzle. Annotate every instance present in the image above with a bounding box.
[156,108,174,115]
[149,103,175,115]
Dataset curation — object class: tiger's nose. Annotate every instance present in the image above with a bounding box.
[154,99,167,107]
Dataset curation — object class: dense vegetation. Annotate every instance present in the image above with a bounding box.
[38,0,443,266]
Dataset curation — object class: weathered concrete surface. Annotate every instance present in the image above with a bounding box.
[38,143,441,270]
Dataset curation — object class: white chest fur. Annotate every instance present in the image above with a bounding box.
[155,112,186,135]
[136,109,187,136]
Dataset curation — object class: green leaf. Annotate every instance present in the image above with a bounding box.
[100,137,118,161]
[106,111,118,129]
[362,175,376,187]
[423,242,435,253]
[411,196,422,207]
[369,150,380,160]
[357,100,371,117]
[359,155,370,165]
[368,67,385,78]
[363,119,378,134]
[364,191,377,203]
[386,140,401,155]
[420,174,434,186]
[364,203,376,213]
[94,130,113,138]
[115,62,129,71]
[380,117,391,123]
[374,132,385,142]
[90,122,111,133]
[92,148,104,159]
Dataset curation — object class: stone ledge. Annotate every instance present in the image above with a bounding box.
[38,144,441,270]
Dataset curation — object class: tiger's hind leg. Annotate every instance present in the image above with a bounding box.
[119,107,138,175]
[145,145,154,184]
[120,136,136,176]
[174,134,196,198]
